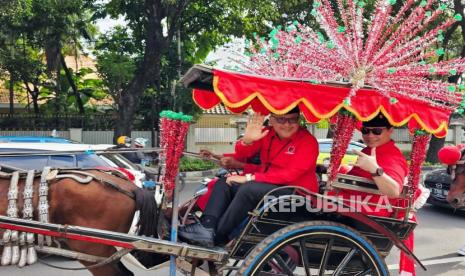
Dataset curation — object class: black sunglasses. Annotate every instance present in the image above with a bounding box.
[361,127,385,135]
[271,116,300,124]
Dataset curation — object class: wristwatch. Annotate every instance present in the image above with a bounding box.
[245,173,253,182]
[371,167,384,177]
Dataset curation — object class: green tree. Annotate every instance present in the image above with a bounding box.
[94,0,314,140]
[94,26,138,112]
[26,0,97,114]
[0,0,100,117]
[0,0,34,114]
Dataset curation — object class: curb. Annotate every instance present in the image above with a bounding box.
[421,166,443,171]
[180,168,220,178]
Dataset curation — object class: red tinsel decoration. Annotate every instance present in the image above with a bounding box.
[160,118,177,199]
[407,133,431,198]
[159,112,193,202]
[328,113,357,183]
[166,121,191,199]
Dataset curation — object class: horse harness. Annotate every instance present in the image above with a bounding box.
[0,167,135,268]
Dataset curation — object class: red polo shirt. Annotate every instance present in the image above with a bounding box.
[234,127,319,192]
[338,140,408,216]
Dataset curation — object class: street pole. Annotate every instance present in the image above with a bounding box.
[172,29,182,111]
[151,93,156,147]
[169,174,182,276]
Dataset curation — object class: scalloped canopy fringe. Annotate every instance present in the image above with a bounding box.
[193,69,451,138]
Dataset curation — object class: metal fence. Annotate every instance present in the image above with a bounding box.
[0,114,115,130]
[0,114,151,130]
[0,130,70,139]
[81,131,155,145]
[194,128,238,143]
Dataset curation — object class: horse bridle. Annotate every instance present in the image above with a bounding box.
[448,149,465,181]
[449,161,465,181]
[446,149,465,207]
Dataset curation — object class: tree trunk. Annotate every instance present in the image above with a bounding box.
[31,86,40,115]
[114,83,139,141]
[54,66,61,128]
[425,135,445,164]
[8,77,14,115]
[326,127,334,138]
[23,80,40,115]
[113,0,168,142]
[60,54,84,114]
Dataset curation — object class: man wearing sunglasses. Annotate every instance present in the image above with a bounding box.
[178,106,319,247]
[341,113,408,212]
[328,113,416,275]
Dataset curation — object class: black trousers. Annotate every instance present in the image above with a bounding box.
[202,178,292,243]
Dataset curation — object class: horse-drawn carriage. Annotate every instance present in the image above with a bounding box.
[2,1,465,275]
[0,61,454,275]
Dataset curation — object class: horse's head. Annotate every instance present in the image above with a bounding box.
[438,146,465,208]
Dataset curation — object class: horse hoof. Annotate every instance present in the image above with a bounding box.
[27,247,37,265]
[18,248,27,267]
[11,245,20,265]
[1,246,12,266]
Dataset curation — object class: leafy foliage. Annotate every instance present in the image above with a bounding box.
[94,26,138,104]
[179,156,217,172]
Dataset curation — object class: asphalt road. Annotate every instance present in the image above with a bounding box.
[1,180,465,275]
[385,204,465,276]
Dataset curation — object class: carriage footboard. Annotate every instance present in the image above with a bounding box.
[0,215,228,263]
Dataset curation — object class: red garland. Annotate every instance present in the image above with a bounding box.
[159,118,180,200]
[159,117,170,159]
[159,116,192,201]
[407,133,431,198]
[328,113,357,183]
[169,121,191,199]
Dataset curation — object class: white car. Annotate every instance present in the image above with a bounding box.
[0,143,146,187]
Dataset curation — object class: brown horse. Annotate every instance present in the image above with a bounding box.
[0,169,159,276]
[448,162,465,209]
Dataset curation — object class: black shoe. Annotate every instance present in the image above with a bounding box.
[178,222,215,248]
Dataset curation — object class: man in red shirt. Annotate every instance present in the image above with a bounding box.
[195,150,261,211]
[178,107,319,247]
[340,114,414,275]
[338,113,408,216]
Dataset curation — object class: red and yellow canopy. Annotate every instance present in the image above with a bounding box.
[186,66,454,138]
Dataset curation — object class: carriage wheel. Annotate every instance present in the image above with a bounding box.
[238,221,388,276]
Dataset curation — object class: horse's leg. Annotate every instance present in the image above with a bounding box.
[116,260,134,276]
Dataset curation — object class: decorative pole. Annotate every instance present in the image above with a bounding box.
[405,130,431,218]
[159,110,193,201]
[158,110,192,276]
[327,111,357,185]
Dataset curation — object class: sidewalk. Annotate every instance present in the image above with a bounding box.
[180,168,220,178]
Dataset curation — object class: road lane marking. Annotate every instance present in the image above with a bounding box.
[388,256,465,270]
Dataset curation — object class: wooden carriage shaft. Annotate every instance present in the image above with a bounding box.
[0,216,228,262]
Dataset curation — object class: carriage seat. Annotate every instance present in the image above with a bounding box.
[330,173,429,218]
[330,173,409,196]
